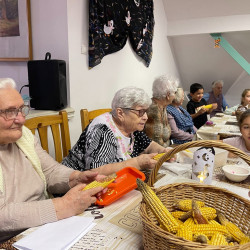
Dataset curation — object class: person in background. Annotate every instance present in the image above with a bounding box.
[144,75,179,147]
[203,80,229,117]
[223,110,250,156]
[235,89,250,120]
[63,86,172,175]
[187,83,217,129]
[0,78,106,243]
[224,89,250,116]
[167,88,197,144]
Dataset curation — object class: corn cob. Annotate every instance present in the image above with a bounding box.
[184,217,195,227]
[210,233,229,246]
[175,199,205,211]
[239,236,250,245]
[190,224,231,238]
[192,200,208,224]
[153,153,166,161]
[136,178,179,233]
[83,173,117,190]
[176,225,193,241]
[171,211,186,219]
[193,233,209,244]
[176,218,184,226]
[208,220,221,226]
[200,207,217,220]
[217,212,247,242]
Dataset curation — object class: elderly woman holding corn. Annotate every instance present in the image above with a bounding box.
[0,78,106,243]
[63,86,172,175]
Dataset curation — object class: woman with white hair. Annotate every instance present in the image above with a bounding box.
[203,80,229,117]
[167,88,197,144]
[63,86,171,175]
[144,75,179,147]
[0,78,106,242]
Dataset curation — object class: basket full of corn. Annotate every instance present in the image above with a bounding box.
[138,140,250,249]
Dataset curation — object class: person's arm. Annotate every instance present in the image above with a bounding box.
[222,95,229,110]
[167,113,194,140]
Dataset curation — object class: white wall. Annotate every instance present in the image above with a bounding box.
[66,0,180,145]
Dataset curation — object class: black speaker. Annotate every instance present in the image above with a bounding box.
[28,53,67,110]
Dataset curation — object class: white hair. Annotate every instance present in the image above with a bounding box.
[173,87,184,104]
[111,86,151,116]
[152,75,179,99]
[0,78,16,89]
[212,80,224,88]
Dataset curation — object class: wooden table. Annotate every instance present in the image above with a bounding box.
[196,113,241,140]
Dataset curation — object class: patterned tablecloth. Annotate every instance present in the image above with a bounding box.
[196,114,241,140]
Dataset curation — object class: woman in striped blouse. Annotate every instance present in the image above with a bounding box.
[62,86,172,175]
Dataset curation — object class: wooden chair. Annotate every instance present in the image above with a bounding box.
[24,111,71,162]
[80,108,111,131]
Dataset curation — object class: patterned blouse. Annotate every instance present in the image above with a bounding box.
[62,113,151,171]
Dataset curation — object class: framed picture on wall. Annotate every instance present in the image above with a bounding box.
[0,0,32,61]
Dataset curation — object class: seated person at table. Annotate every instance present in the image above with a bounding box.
[187,83,217,129]
[167,88,197,144]
[62,86,172,175]
[203,80,229,117]
[144,75,179,147]
[235,89,250,121]
[223,110,250,156]
[224,89,250,116]
[0,78,105,243]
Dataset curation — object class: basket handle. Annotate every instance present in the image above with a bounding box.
[147,140,250,186]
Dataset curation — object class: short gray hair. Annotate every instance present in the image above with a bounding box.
[152,75,179,99]
[111,86,151,116]
[0,78,16,89]
[173,88,184,104]
[212,80,223,88]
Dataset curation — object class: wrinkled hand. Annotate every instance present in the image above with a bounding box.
[69,170,106,188]
[212,103,218,109]
[53,183,103,220]
[136,153,157,170]
[162,147,176,162]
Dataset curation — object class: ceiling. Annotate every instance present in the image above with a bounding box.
[162,0,250,94]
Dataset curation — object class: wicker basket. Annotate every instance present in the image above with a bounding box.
[140,140,250,250]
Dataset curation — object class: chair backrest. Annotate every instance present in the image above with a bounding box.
[80,108,111,131]
[24,111,71,162]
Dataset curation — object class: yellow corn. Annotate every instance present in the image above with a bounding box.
[176,218,184,226]
[190,224,230,238]
[136,178,179,233]
[208,220,221,226]
[192,200,208,224]
[239,236,250,245]
[210,233,229,246]
[184,217,195,227]
[153,153,166,161]
[217,212,247,242]
[176,226,193,241]
[175,199,205,211]
[83,173,116,190]
[171,211,186,219]
[200,207,217,220]
[193,233,209,244]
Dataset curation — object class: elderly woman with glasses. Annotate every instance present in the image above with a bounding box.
[62,86,171,175]
[167,88,197,144]
[144,75,179,147]
[0,78,106,243]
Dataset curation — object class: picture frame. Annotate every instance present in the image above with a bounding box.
[0,0,32,61]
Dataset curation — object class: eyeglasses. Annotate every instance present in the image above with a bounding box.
[0,105,30,120]
[121,108,148,117]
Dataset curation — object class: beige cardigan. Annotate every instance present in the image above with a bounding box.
[0,126,74,242]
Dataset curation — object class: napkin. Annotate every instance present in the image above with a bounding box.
[13,216,95,250]
[161,162,192,178]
